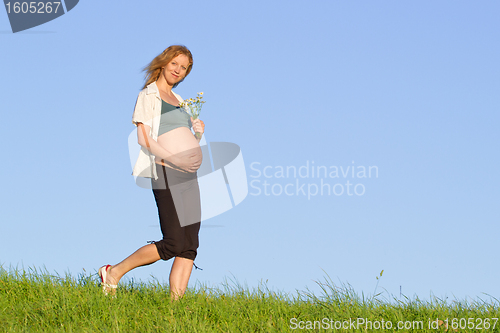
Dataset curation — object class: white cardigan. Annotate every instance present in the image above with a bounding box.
[131,81,184,180]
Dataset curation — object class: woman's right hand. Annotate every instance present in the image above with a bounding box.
[172,149,202,173]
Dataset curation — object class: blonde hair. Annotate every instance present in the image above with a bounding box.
[142,45,193,89]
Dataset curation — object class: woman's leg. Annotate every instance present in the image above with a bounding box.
[168,218,201,300]
[169,257,194,300]
[104,244,161,285]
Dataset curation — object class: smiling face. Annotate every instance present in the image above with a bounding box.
[161,54,190,87]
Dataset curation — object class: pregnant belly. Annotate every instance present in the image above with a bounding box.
[156,127,202,169]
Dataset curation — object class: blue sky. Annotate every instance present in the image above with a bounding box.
[1,0,499,301]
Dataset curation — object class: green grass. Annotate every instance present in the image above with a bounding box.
[1,266,499,332]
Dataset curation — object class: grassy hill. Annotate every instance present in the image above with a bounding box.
[1,267,498,332]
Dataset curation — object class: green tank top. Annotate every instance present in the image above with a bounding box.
[158,100,192,136]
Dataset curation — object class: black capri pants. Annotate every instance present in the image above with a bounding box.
[151,163,201,261]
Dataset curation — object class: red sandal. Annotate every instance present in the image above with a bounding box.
[98,265,117,296]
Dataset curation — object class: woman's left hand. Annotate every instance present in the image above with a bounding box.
[191,117,205,135]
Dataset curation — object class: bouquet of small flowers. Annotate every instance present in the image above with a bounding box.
[180,92,205,140]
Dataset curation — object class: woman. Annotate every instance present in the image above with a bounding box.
[99,45,205,300]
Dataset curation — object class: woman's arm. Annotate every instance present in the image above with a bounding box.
[137,123,201,173]
[191,117,205,143]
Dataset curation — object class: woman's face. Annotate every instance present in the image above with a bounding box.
[162,54,190,86]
